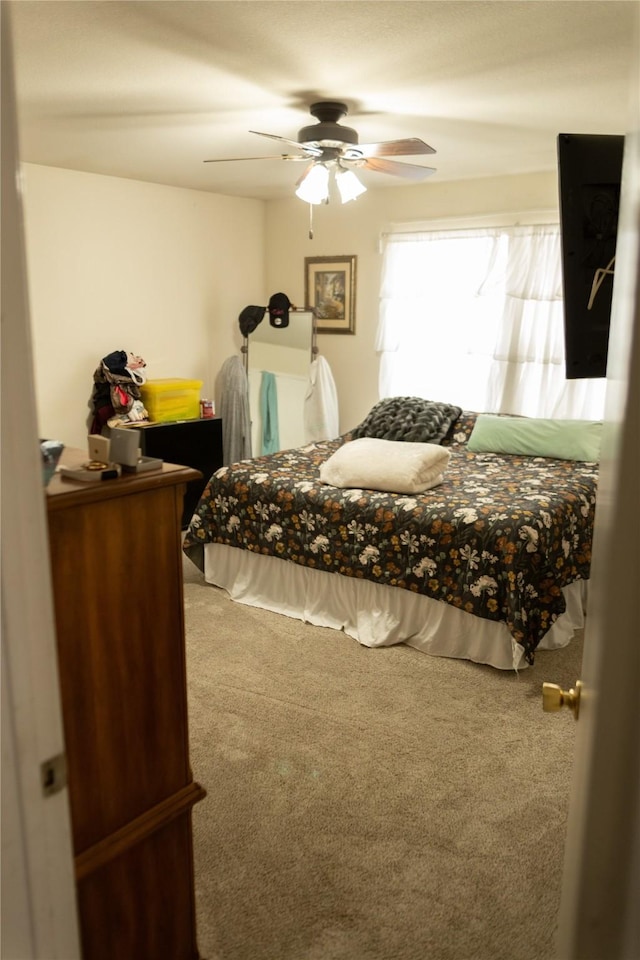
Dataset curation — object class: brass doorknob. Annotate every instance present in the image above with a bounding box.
[542,680,582,720]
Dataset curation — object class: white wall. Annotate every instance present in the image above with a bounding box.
[265,170,560,434]
[21,164,560,449]
[21,164,265,449]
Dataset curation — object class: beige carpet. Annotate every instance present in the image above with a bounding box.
[182,556,582,960]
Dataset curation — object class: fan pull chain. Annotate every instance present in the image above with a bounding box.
[308,202,314,240]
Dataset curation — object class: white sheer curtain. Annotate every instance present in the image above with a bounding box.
[377,225,606,419]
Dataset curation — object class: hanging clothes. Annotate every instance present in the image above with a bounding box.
[259,371,280,455]
[218,355,252,465]
[304,356,340,442]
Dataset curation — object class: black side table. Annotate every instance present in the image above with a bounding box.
[138,417,223,527]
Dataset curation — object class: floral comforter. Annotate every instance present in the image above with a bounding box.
[183,415,598,663]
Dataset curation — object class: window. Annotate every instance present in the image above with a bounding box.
[377,225,606,419]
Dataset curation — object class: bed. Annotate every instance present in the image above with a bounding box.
[183,398,599,670]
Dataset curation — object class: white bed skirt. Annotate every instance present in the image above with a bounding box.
[201,543,587,671]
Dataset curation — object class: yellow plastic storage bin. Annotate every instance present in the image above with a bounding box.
[140,378,203,423]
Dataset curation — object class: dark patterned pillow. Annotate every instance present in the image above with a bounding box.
[351,397,463,444]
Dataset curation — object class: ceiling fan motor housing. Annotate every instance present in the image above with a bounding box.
[298,122,359,146]
[298,100,359,146]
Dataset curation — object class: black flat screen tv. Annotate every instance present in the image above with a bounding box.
[557,133,624,379]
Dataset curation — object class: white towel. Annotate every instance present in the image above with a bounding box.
[304,356,339,442]
[320,438,450,493]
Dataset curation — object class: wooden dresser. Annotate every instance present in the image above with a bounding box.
[46,451,206,959]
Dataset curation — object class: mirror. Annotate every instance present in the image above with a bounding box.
[247,310,315,454]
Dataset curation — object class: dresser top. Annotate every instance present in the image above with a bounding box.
[46,447,202,512]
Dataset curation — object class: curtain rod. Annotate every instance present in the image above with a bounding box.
[380,209,558,240]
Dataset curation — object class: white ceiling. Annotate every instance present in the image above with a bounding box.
[9,0,637,201]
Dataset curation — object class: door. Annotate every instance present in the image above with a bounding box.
[1,7,80,957]
[555,42,640,959]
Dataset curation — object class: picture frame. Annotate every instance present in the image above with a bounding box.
[304,255,356,334]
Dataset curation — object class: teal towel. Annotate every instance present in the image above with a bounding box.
[260,372,280,454]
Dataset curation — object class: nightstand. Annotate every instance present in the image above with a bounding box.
[137,417,223,527]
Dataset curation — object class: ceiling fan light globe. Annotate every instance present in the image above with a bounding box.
[336,169,367,203]
[295,163,330,204]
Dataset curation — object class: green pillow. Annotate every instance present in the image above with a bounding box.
[467,415,602,461]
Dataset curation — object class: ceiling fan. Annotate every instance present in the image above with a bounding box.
[204,100,437,204]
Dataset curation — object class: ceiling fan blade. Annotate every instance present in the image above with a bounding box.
[362,157,437,181]
[249,130,304,148]
[357,138,436,158]
[204,154,307,163]
[250,130,324,158]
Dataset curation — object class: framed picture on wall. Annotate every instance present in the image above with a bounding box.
[304,255,356,334]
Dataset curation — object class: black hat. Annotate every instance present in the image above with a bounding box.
[238,305,266,337]
[268,292,291,328]
[101,350,129,376]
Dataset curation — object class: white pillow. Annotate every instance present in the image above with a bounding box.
[320,437,450,493]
